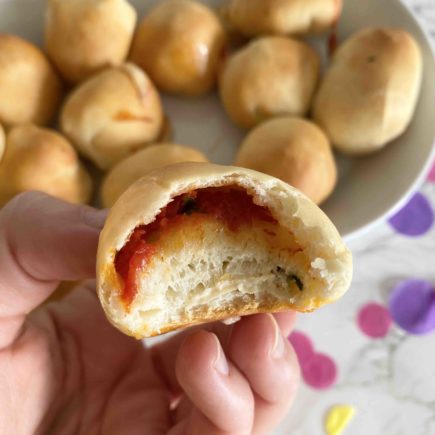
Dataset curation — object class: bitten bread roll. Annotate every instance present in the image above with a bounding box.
[313,28,423,155]
[130,0,226,96]
[101,144,208,207]
[97,162,352,338]
[219,36,320,129]
[224,0,342,37]
[0,125,92,207]
[0,34,62,128]
[235,117,336,204]
[61,63,164,170]
[45,0,137,84]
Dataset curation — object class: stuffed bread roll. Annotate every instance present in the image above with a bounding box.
[97,162,352,338]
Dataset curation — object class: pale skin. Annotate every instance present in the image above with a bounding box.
[0,192,300,435]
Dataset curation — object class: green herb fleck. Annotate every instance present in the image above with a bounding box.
[180,197,197,215]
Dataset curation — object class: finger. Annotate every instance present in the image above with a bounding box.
[228,314,300,434]
[0,192,106,347]
[151,311,296,394]
[173,330,254,434]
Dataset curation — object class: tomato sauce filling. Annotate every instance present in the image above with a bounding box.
[114,186,276,306]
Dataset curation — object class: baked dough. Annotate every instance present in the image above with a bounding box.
[313,27,423,155]
[45,0,137,84]
[219,36,320,129]
[235,117,337,204]
[60,63,164,170]
[0,125,92,207]
[101,143,208,207]
[97,162,352,338]
[0,124,5,163]
[130,0,226,96]
[224,0,342,37]
[0,34,62,127]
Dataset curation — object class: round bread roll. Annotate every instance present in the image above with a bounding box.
[313,28,423,155]
[235,117,337,204]
[45,0,137,84]
[60,63,164,170]
[101,144,208,207]
[219,36,320,129]
[97,162,352,338]
[0,125,92,207]
[130,0,227,96]
[224,0,342,37]
[0,34,62,128]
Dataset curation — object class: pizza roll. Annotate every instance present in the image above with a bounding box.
[224,0,342,37]
[97,162,352,338]
[313,28,423,155]
[0,125,92,207]
[45,0,137,84]
[60,63,164,170]
[219,36,319,129]
[0,34,62,128]
[101,143,208,207]
[235,117,337,204]
[130,0,227,96]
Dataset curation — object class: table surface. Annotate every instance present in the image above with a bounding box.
[276,2,435,433]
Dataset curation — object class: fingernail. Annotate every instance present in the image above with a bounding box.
[268,314,285,359]
[212,334,229,375]
[82,207,108,229]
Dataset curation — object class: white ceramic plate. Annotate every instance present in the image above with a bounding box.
[0,0,434,241]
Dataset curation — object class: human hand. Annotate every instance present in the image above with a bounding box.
[0,192,299,435]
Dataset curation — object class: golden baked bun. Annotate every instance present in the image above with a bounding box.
[0,125,92,207]
[0,34,62,128]
[219,36,320,129]
[313,28,423,155]
[224,0,342,37]
[45,0,137,84]
[235,117,336,204]
[130,0,227,96]
[60,63,164,170]
[97,162,352,338]
[101,143,208,208]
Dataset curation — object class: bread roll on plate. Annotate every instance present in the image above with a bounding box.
[130,0,226,96]
[101,143,208,208]
[97,162,352,338]
[235,117,337,204]
[224,0,342,37]
[219,36,319,129]
[0,34,62,127]
[313,28,423,155]
[61,63,163,170]
[0,125,92,207]
[45,0,137,84]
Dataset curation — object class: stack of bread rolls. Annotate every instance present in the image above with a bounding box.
[0,0,423,209]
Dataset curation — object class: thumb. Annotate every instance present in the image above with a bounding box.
[0,192,106,346]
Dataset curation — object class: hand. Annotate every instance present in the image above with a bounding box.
[0,192,299,435]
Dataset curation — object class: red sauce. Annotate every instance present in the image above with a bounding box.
[328,26,338,58]
[114,187,276,306]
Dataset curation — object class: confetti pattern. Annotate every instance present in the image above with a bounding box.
[388,193,434,236]
[389,279,435,335]
[357,303,392,338]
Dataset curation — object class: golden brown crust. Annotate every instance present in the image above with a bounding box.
[130,0,227,96]
[45,0,137,83]
[226,0,342,37]
[235,117,336,204]
[313,27,422,154]
[60,63,163,170]
[101,143,208,208]
[0,125,92,207]
[0,34,63,127]
[219,36,319,129]
[0,124,5,163]
[97,162,352,338]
